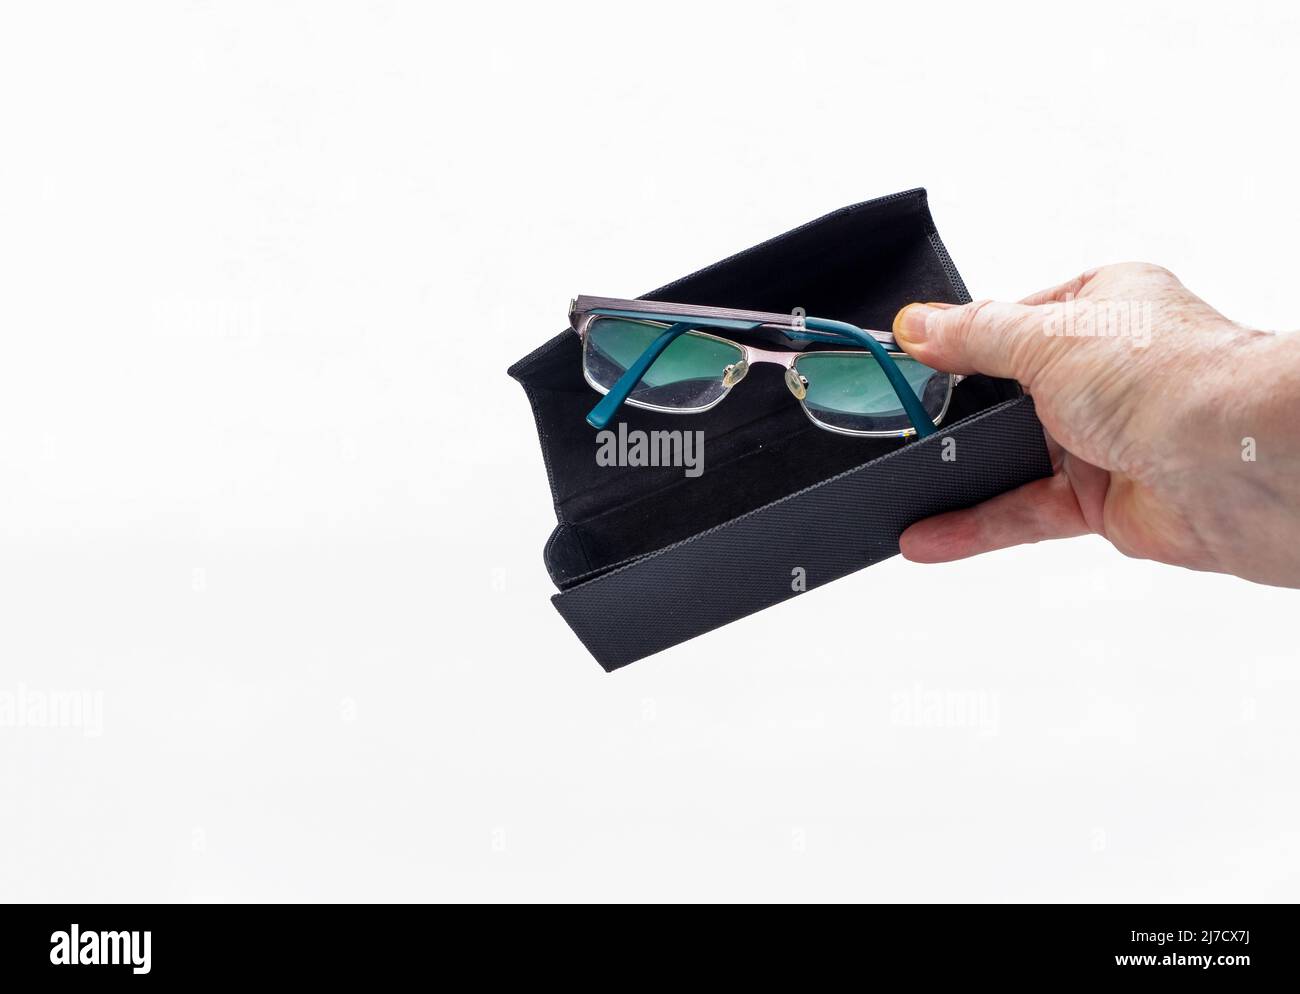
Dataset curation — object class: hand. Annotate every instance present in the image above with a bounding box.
[891,263,1300,588]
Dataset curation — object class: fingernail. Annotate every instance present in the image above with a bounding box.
[893,303,937,344]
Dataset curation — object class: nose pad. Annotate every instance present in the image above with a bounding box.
[721,360,749,388]
[784,367,809,400]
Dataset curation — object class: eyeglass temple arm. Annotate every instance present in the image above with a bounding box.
[801,317,937,439]
[584,313,936,439]
[586,322,697,429]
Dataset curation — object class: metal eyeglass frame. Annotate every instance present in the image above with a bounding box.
[569,295,954,439]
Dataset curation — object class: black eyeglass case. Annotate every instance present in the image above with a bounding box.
[508,189,1053,671]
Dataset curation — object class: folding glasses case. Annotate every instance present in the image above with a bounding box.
[509,189,1053,670]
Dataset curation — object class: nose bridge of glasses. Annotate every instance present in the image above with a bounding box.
[741,344,799,368]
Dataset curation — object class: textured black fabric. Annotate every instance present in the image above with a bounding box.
[509,189,1054,669]
[553,395,1050,670]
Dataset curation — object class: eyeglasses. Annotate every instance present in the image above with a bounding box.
[569,295,956,439]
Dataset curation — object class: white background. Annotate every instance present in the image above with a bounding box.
[2,0,1298,902]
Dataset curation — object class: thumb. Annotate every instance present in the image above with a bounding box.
[891,299,1051,383]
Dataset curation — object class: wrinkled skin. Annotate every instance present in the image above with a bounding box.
[892,263,1300,587]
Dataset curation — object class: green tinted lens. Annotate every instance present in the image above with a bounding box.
[584,317,743,411]
[794,351,951,434]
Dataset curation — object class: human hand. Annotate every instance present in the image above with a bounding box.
[891,263,1300,587]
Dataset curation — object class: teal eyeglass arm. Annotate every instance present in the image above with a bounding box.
[585,322,697,429]
[583,310,936,439]
[801,317,937,439]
